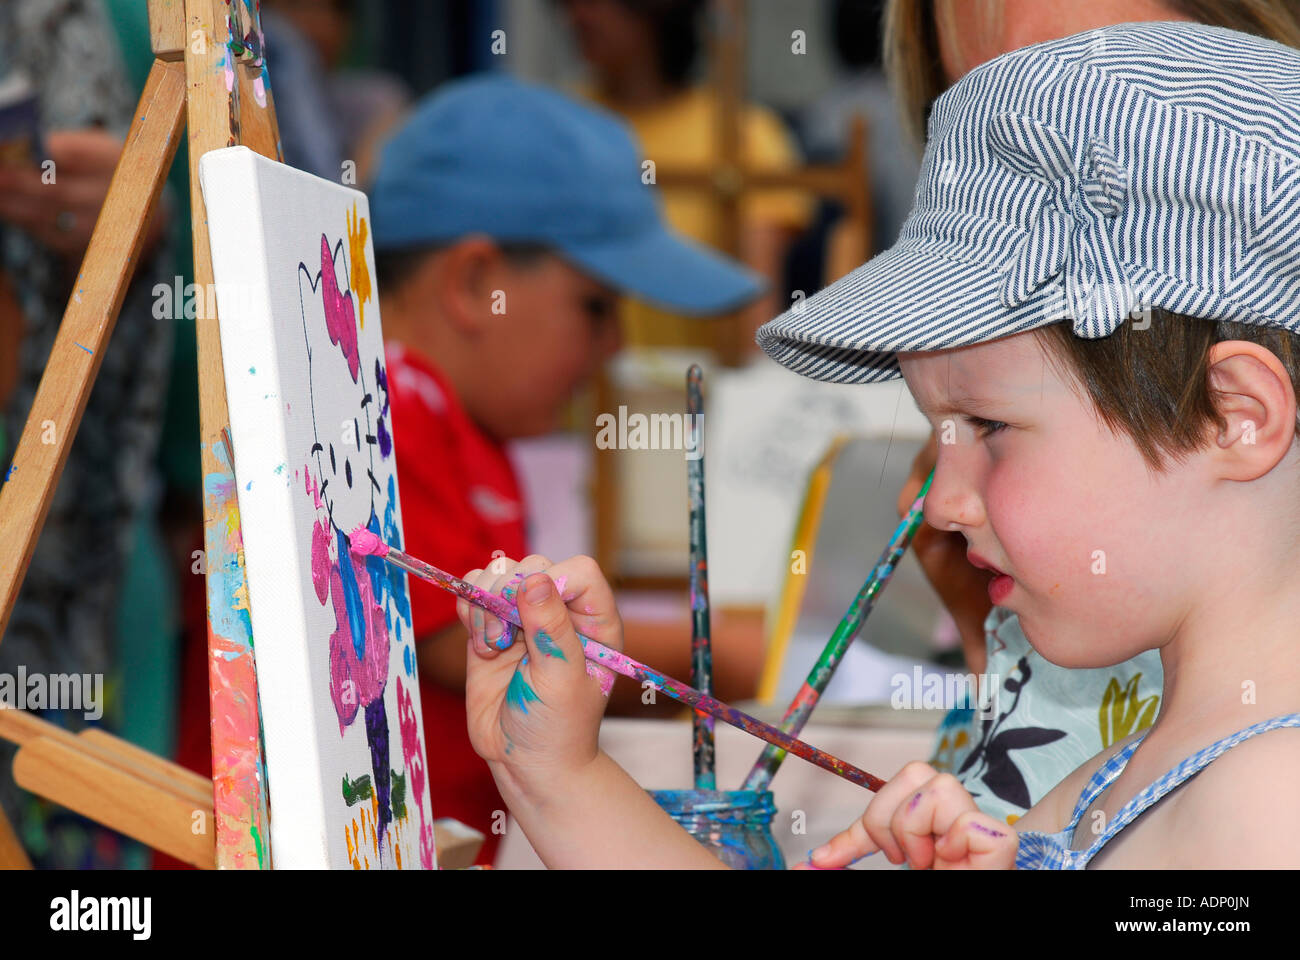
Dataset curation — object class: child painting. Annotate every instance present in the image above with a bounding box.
[449,22,1300,869]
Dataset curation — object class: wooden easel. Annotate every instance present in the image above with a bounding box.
[0,0,279,870]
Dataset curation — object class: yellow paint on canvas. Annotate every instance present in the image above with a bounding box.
[347,202,372,329]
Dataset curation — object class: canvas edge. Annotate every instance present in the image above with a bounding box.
[199,145,334,868]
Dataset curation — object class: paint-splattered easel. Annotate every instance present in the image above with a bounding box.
[0,0,279,870]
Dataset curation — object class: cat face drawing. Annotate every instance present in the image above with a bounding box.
[299,229,425,865]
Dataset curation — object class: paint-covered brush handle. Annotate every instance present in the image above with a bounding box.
[686,363,716,791]
[580,639,885,792]
[741,469,934,792]
[349,531,886,792]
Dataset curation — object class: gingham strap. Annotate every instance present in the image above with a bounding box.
[1016,712,1300,869]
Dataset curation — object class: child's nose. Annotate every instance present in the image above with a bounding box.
[922,457,986,533]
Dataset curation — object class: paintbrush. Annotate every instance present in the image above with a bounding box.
[741,468,935,792]
[686,364,715,791]
[347,527,886,792]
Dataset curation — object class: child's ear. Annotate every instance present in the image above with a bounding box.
[1205,341,1297,479]
[440,235,500,337]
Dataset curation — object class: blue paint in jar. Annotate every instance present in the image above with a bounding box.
[649,789,783,870]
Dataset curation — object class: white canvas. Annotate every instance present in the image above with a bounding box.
[199,146,436,869]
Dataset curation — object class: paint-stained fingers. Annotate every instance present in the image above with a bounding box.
[860,760,940,864]
[458,567,502,658]
[583,659,616,699]
[806,815,879,869]
[890,787,938,870]
[468,554,525,652]
[489,553,549,600]
[516,573,586,682]
[548,554,623,652]
[485,554,552,650]
[934,811,1018,870]
[891,773,978,870]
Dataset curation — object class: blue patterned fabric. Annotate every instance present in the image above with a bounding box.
[930,607,1162,825]
[757,21,1300,382]
[1016,713,1300,869]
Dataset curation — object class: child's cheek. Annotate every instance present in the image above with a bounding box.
[985,440,1104,598]
[984,452,1050,579]
[988,436,1155,665]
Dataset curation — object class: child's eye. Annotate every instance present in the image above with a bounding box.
[967,416,1007,438]
[582,294,616,326]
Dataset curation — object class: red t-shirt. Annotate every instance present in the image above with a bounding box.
[385,341,528,864]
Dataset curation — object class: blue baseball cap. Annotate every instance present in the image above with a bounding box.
[370,73,764,316]
[758,21,1300,383]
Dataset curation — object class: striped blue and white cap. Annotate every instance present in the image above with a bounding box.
[757,21,1300,383]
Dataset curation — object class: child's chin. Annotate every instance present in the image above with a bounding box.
[1027,625,1137,670]
[1016,614,1093,668]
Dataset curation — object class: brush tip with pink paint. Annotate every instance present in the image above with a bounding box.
[348,525,389,558]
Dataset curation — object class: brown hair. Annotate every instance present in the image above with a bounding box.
[1034,315,1300,470]
[881,0,1300,467]
[883,0,1300,150]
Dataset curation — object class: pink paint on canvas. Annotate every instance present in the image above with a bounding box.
[321,235,360,382]
[396,679,436,869]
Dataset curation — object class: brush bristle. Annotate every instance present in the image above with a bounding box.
[348,525,389,557]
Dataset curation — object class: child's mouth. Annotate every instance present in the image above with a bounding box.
[968,551,1015,605]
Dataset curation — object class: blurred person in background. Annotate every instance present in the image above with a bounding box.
[798,0,921,253]
[558,0,813,357]
[262,0,412,182]
[785,0,923,317]
[0,0,174,868]
[368,75,767,862]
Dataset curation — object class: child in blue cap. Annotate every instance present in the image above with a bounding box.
[362,74,763,862]
[452,21,1300,868]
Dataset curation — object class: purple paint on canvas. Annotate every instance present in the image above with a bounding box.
[374,358,393,458]
[365,696,393,852]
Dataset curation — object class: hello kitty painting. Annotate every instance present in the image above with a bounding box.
[200,146,436,869]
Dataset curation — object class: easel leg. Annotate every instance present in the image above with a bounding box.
[185,0,274,869]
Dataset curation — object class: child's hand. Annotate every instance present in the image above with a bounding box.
[456,555,622,790]
[806,762,1018,869]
